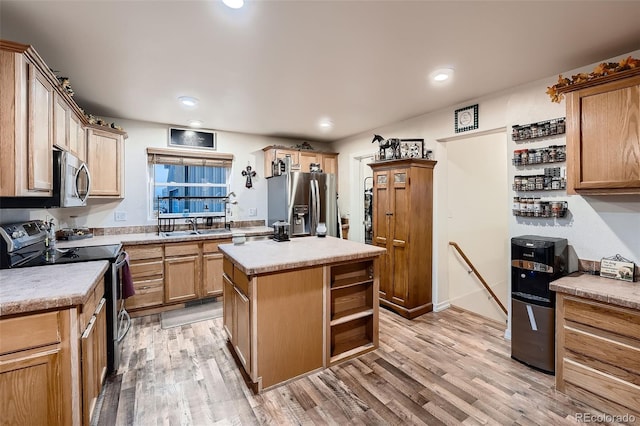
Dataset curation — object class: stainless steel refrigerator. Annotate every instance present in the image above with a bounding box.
[267,172,338,238]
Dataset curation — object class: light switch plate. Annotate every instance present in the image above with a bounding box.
[249,208,257,217]
[114,211,127,221]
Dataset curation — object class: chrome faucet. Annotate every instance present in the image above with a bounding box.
[186,217,198,233]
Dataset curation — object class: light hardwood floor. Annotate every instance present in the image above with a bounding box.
[96,306,628,425]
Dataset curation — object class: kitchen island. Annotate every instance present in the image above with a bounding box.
[219,236,386,392]
[551,273,640,420]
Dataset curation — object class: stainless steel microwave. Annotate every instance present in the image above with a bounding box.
[0,151,91,208]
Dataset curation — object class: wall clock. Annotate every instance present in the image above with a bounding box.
[454,104,479,133]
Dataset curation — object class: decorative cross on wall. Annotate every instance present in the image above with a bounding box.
[242,165,257,188]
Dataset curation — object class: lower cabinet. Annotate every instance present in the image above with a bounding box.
[81,297,107,425]
[164,242,200,303]
[556,293,640,418]
[124,244,164,311]
[222,256,379,392]
[0,310,74,425]
[201,240,229,298]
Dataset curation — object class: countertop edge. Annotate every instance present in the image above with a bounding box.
[0,261,109,317]
[224,251,385,275]
[550,274,640,310]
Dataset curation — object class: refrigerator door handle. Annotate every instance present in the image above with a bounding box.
[310,178,318,234]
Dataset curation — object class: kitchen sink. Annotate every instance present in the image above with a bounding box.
[197,229,232,235]
[161,230,200,237]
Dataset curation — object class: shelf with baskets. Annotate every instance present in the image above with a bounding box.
[513,167,566,191]
[512,145,566,166]
[512,117,565,142]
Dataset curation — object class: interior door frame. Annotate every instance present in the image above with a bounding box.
[349,151,375,243]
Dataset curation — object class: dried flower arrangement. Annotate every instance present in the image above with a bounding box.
[546,56,640,103]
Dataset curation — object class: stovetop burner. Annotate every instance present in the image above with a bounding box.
[18,244,123,268]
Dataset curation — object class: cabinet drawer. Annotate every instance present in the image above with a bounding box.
[234,266,250,296]
[125,278,164,309]
[125,245,163,260]
[565,326,640,377]
[165,242,199,257]
[203,239,231,254]
[129,260,163,279]
[81,279,105,330]
[0,311,61,355]
[564,296,640,340]
[223,257,234,280]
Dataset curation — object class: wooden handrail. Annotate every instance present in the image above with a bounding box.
[448,241,508,316]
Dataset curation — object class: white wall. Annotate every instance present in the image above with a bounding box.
[0,119,318,230]
[331,49,640,331]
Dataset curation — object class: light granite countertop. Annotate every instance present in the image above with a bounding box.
[0,261,109,317]
[55,226,273,248]
[219,235,386,275]
[550,273,640,310]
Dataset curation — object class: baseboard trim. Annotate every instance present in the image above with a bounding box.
[434,301,451,312]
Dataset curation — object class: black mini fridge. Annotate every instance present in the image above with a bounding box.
[510,235,569,374]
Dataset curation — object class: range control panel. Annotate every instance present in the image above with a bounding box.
[0,220,48,252]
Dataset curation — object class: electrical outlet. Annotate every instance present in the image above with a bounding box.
[249,208,257,217]
[114,211,127,221]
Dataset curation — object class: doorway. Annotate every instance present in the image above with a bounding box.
[445,131,509,322]
[349,153,375,243]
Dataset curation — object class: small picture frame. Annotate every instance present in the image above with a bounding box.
[455,104,479,133]
[600,257,635,282]
[399,139,424,159]
[169,127,217,150]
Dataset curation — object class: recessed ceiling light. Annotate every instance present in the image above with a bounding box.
[431,68,454,82]
[188,120,203,127]
[222,0,244,9]
[178,96,199,107]
[319,119,334,130]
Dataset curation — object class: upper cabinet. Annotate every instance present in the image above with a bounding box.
[87,126,127,198]
[263,145,339,185]
[0,43,54,196]
[561,69,640,195]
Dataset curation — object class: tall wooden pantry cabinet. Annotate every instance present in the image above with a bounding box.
[369,159,437,319]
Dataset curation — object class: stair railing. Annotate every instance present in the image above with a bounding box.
[448,241,507,316]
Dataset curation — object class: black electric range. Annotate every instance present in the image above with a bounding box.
[17,243,123,267]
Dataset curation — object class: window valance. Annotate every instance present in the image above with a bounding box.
[146,147,233,167]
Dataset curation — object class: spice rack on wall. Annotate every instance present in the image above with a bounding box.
[511,118,568,219]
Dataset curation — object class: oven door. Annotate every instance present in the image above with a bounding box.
[109,250,131,373]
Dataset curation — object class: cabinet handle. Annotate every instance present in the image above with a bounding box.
[82,316,96,339]
[386,212,393,216]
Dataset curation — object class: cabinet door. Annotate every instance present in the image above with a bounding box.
[223,274,234,341]
[372,171,391,298]
[68,113,86,162]
[164,255,200,303]
[87,128,124,197]
[299,151,319,173]
[81,315,98,426]
[202,252,224,297]
[321,153,338,176]
[567,76,640,194]
[27,63,53,193]
[0,348,63,425]
[53,92,69,151]
[234,286,251,373]
[389,169,409,304]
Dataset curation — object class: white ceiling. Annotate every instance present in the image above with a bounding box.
[2,1,640,142]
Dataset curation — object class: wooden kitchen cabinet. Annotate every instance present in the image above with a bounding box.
[53,92,69,152]
[369,159,437,319]
[556,293,640,418]
[202,239,230,298]
[222,259,251,374]
[124,244,165,311]
[262,145,339,177]
[78,277,107,425]
[164,242,200,304]
[87,126,126,198]
[0,309,75,426]
[68,112,86,162]
[562,69,640,194]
